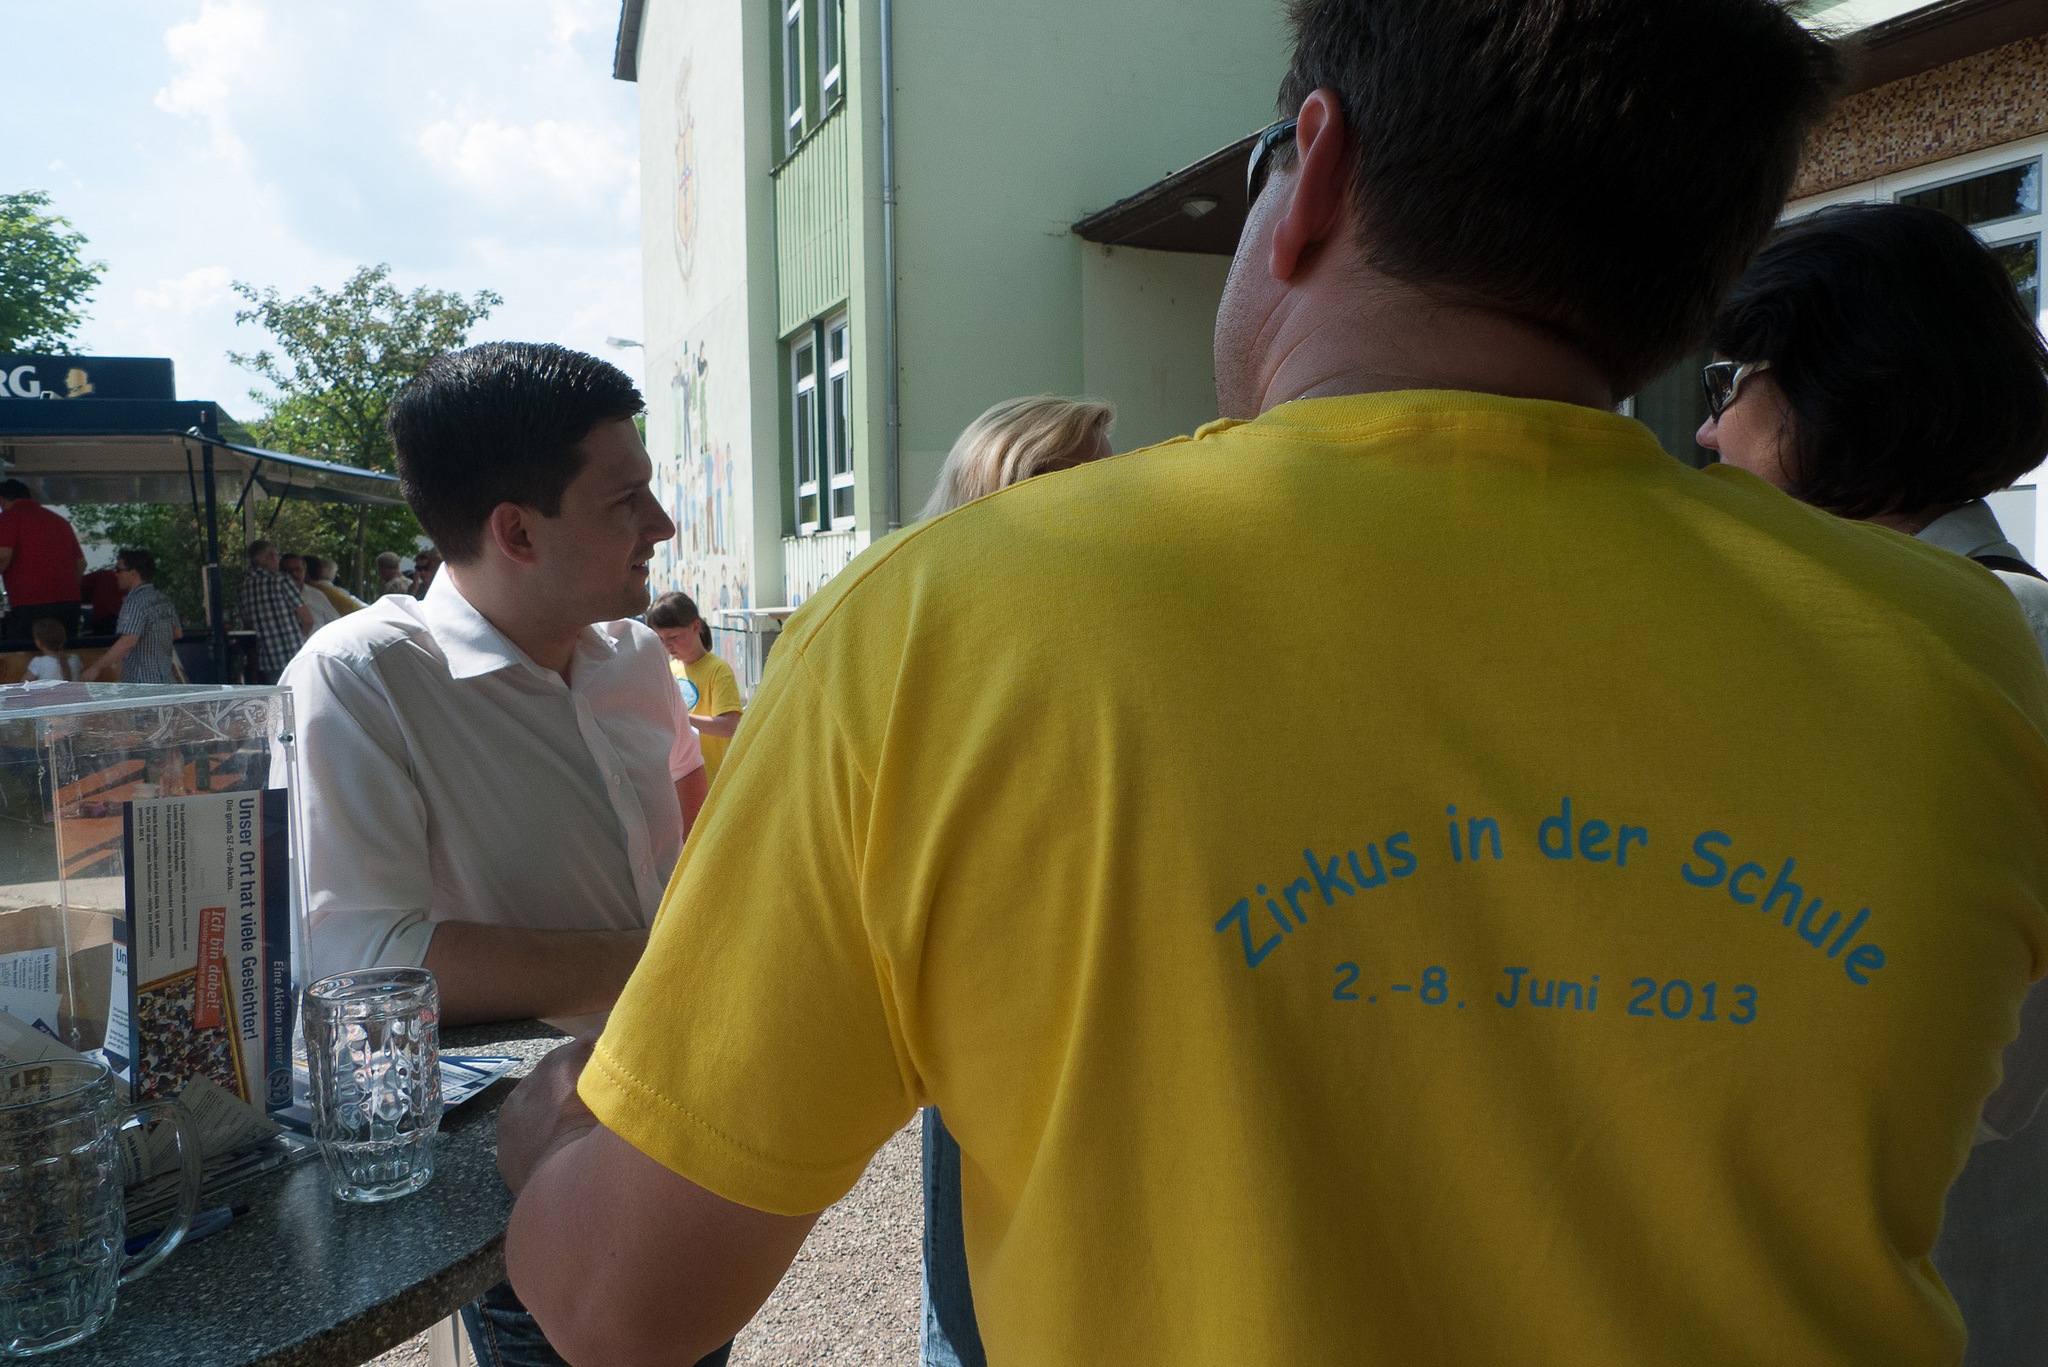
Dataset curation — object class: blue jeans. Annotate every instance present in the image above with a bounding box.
[462,1280,733,1367]
[922,1109,987,1367]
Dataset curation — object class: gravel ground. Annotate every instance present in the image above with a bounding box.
[362,1119,923,1367]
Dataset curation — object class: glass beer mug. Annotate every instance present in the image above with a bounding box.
[0,1059,201,1356]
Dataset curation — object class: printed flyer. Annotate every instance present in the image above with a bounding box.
[122,791,291,1113]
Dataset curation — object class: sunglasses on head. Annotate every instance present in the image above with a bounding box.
[1246,117,1300,206]
[1700,359,1772,422]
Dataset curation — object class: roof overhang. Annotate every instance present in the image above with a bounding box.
[613,0,646,81]
[1071,131,1259,255]
[0,400,406,507]
[1838,0,2048,91]
[1072,2,2048,257]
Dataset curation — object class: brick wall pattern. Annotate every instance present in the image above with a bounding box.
[1794,34,2048,200]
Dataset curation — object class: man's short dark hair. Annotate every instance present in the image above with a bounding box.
[1710,204,2048,519]
[117,548,156,582]
[247,539,274,563]
[0,480,34,501]
[1275,0,1840,394]
[389,343,646,562]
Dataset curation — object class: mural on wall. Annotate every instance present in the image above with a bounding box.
[672,58,699,284]
[649,54,754,622]
[669,341,750,615]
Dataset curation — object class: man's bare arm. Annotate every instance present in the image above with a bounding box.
[502,1040,817,1365]
[422,923,648,1027]
[677,767,708,836]
[79,634,138,681]
[687,710,743,738]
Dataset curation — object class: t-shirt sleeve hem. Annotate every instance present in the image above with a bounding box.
[580,1040,867,1217]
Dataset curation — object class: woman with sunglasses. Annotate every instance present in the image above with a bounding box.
[1697,203,2048,652]
[1701,201,2048,1366]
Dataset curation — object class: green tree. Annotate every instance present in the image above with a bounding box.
[72,265,500,613]
[224,264,499,594]
[0,191,104,352]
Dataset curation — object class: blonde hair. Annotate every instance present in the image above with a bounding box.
[919,395,1115,520]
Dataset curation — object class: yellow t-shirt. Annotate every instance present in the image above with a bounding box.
[587,391,2048,1366]
[670,651,743,786]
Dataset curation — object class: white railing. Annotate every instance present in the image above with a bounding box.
[782,529,864,607]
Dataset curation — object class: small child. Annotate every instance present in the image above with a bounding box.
[26,619,80,683]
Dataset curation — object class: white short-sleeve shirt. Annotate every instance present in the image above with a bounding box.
[280,572,705,980]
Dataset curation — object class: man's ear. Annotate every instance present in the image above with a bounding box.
[1270,88,1353,283]
[486,503,542,567]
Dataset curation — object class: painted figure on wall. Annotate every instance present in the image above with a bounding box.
[673,60,699,284]
[666,342,750,616]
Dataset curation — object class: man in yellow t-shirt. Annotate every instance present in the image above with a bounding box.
[494,5,2048,1365]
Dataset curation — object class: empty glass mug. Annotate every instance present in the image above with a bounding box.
[303,967,441,1202]
[0,1058,201,1357]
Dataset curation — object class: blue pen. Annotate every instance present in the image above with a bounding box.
[125,1204,246,1256]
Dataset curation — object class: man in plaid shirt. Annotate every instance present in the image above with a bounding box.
[238,539,310,683]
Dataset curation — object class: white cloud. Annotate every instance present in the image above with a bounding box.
[547,0,603,50]
[155,0,271,167]
[134,266,234,316]
[417,115,635,220]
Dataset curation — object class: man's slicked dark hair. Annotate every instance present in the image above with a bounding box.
[1276,0,1841,393]
[389,343,645,562]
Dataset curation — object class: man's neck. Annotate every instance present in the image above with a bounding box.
[1235,273,1614,419]
[442,563,584,680]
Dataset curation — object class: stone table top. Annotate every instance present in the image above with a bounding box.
[42,1021,570,1367]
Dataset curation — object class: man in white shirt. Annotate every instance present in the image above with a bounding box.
[283,553,340,634]
[283,342,709,1028]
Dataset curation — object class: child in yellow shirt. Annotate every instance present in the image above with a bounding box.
[647,592,743,787]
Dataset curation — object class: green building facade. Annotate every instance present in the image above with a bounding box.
[617,0,1292,613]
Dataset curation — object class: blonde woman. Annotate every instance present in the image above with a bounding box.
[918,395,1115,520]
[916,394,1112,1367]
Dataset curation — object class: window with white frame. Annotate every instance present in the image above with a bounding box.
[790,316,854,535]
[782,0,805,151]
[792,334,821,534]
[1895,159,2042,316]
[819,0,842,109]
[826,317,854,525]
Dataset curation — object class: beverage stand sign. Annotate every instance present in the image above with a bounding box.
[0,355,176,401]
[121,792,292,1113]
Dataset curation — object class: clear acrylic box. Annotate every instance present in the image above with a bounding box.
[0,683,299,1059]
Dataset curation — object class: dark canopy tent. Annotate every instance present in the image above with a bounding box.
[0,398,404,681]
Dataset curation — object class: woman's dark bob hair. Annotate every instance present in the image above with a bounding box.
[1709,202,2048,519]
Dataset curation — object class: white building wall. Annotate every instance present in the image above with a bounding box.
[638,0,768,616]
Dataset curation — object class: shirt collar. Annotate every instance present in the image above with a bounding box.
[1917,500,2022,561]
[421,571,618,683]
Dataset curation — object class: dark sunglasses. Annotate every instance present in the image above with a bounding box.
[1246,118,1300,205]
[1700,359,1773,422]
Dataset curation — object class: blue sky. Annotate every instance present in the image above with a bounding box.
[1,0,645,422]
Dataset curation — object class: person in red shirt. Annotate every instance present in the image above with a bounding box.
[0,480,85,643]
[79,566,127,635]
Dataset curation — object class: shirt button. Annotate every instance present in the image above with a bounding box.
[608,774,621,787]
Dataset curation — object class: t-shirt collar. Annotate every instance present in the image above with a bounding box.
[421,570,615,683]
[1917,500,2021,561]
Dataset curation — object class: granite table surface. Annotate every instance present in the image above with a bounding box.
[43,1020,571,1367]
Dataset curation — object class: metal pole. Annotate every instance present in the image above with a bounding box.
[201,444,228,683]
[879,0,902,530]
